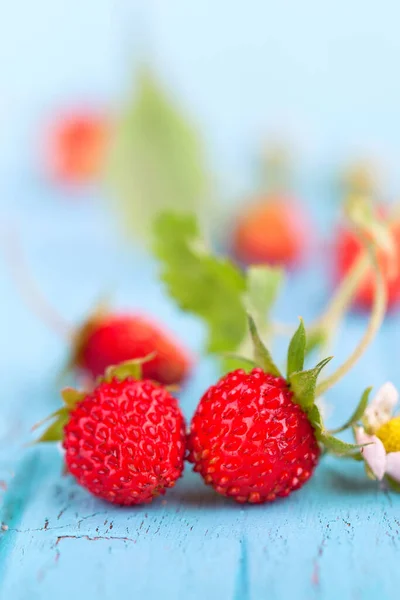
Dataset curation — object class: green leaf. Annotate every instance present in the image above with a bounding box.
[287,318,306,378]
[247,314,282,377]
[289,356,332,410]
[103,355,156,383]
[36,408,69,443]
[328,387,372,435]
[319,434,364,456]
[244,266,283,328]
[153,212,247,353]
[106,67,208,243]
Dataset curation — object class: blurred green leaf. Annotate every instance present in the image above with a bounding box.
[244,265,283,329]
[153,212,247,353]
[107,67,208,242]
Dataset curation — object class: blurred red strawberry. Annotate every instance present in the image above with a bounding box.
[44,110,109,184]
[68,312,193,386]
[232,195,309,268]
[335,216,400,311]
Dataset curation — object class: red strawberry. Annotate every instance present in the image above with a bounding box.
[231,196,309,267]
[188,367,320,503]
[69,312,192,386]
[38,361,186,505]
[334,218,400,311]
[44,110,109,184]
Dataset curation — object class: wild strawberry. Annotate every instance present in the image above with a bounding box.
[68,311,192,386]
[188,367,319,503]
[232,196,309,267]
[334,218,400,311]
[43,110,109,184]
[37,360,186,505]
[187,316,361,504]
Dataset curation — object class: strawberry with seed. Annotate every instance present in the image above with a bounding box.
[37,359,186,505]
[188,316,361,504]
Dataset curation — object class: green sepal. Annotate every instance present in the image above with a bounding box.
[289,356,333,410]
[328,387,372,435]
[221,355,257,375]
[319,434,364,456]
[307,403,324,437]
[103,355,156,383]
[247,314,282,377]
[36,408,69,443]
[287,318,306,378]
[61,388,87,410]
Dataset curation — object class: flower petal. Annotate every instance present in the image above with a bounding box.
[364,382,398,431]
[355,427,387,480]
[385,452,400,483]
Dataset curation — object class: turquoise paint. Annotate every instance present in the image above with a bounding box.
[2,2,400,597]
[1,204,399,599]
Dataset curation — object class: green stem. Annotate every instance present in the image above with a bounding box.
[315,241,387,397]
[313,252,369,337]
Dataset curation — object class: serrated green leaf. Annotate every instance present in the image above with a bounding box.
[289,356,333,410]
[287,318,306,378]
[244,266,283,328]
[153,212,247,353]
[36,408,69,443]
[61,388,86,409]
[320,434,364,456]
[107,67,208,243]
[329,387,372,435]
[247,314,282,377]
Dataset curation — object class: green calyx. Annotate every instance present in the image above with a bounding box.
[243,315,367,457]
[35,356,155,443]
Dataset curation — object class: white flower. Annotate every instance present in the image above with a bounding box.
[363,382,398,430]
[355,382,400,484]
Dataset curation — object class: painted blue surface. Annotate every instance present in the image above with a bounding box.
[1,201,400,600]
[2,1,400,597]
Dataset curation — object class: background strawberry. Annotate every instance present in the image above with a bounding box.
[37,360,186,505]
[69,311,192,386]
[231,195,308,267]
[43,110,109,184]
[334,218,400,311]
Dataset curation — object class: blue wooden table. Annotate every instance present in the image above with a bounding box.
[1,199,399,600]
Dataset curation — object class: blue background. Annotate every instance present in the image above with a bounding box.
[1,2,400,599]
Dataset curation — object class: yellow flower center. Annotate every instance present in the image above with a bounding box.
[376,416,400,453]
